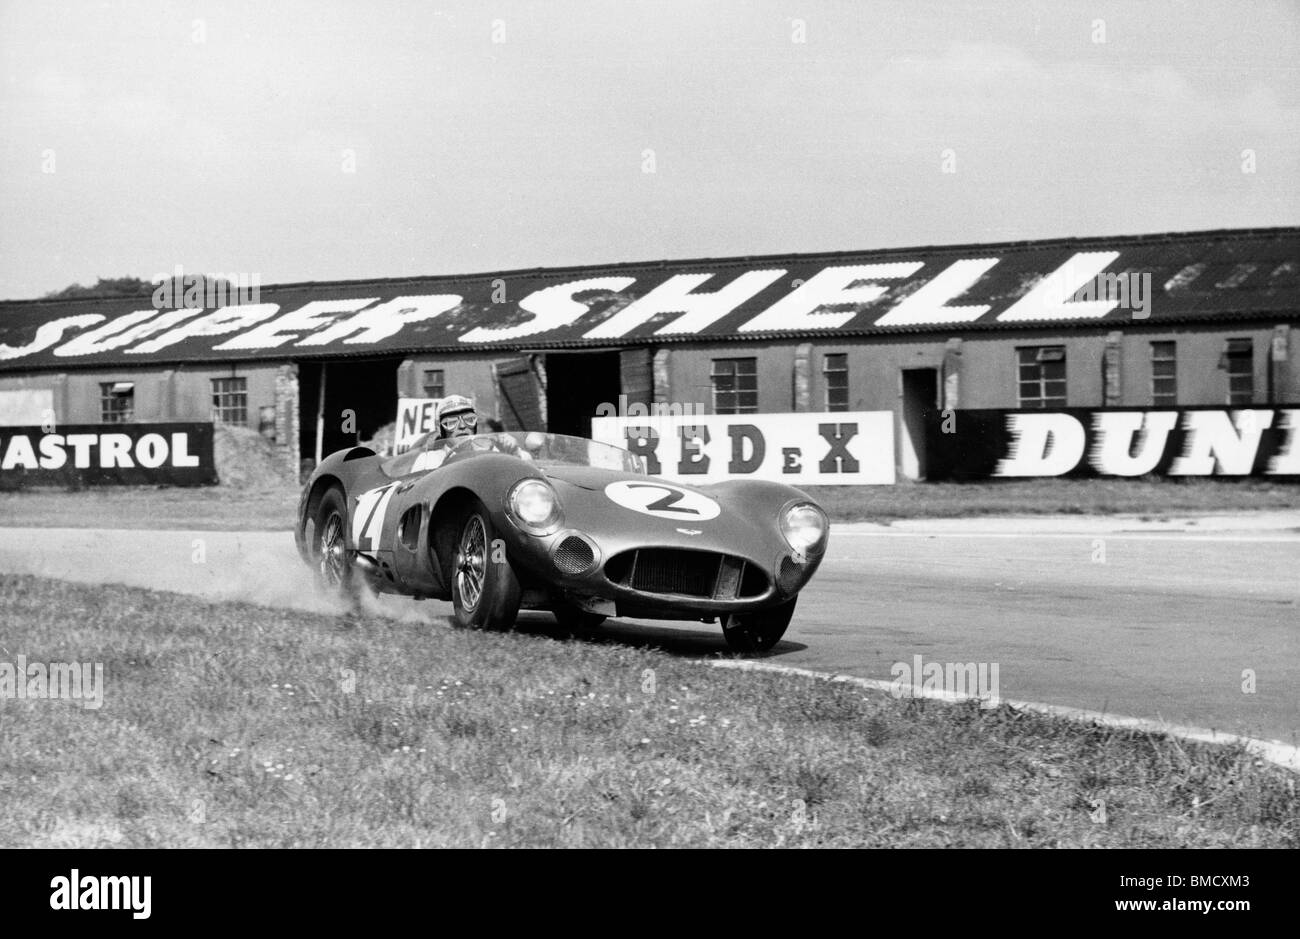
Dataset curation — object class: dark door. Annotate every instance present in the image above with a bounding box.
[900,367,939,480]
[299,357,402,462]
[545,351,623,438]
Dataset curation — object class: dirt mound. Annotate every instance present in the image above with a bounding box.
[362,422,396,456]
[213,424,292,489]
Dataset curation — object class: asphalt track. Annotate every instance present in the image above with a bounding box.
[0,524,1296,747]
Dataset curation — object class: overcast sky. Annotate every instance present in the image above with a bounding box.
[0,0,1296,300]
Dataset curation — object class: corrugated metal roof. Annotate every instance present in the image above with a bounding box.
[1,226,1296,372]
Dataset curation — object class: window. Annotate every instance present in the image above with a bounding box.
[823,353,849,412]
[1222,339,1253,405]
[422,368,445,399]
[100,382,134,423]
[711,358,758,414]
[1017,346,1067,408]
[1150,341,1176,406]
[1149,340,1180,403]
[211,377,248,425]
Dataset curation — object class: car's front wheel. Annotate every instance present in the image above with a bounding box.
[449,500,521,630]
[312,486,358,604]
[721,597,797,653]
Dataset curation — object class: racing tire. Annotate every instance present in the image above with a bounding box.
[449,499,522,630]
[721,597,797,653]
[312,486,360,606]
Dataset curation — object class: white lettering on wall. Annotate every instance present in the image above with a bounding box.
[297,295,462,346]
[1169,410,1274,475]
[873,259,998,326]
[1267,410,1300,475]
[131,304,282,354]
[738,263,923,333]
[461,277,635,343]
[0,315,105,361]
[1088,411,1179,476]
[997,252,1122,322]
[55,310,200,358]
[994,413,1086,476]
[0,432,202,472]
[215,299,376,350]
[585,270,784,339]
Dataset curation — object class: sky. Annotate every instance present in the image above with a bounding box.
[0,0,1296,300]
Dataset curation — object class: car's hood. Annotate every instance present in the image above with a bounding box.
[539,464,654,491]
[537,463,807,566]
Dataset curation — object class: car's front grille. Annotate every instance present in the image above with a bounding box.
[605,549,768,600]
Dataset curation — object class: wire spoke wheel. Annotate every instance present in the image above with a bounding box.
[319,511,348,587]
[310,486,358,605]
[455,514,487,612]
[449,500,521,631]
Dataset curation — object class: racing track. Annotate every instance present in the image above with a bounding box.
[0,524,1296,748]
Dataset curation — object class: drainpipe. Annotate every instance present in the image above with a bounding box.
[314,363,327,465]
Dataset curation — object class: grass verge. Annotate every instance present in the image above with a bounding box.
[0,574,1294,847]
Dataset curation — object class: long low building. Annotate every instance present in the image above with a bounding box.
[0,226,1296,482]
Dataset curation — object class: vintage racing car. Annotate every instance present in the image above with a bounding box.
[294,431,829,651]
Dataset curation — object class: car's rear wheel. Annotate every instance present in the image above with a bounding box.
[721,597,797,653]
[450,500,521,630]
[312,486,358,604]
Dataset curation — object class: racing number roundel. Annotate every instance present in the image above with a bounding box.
[603,481,721,521]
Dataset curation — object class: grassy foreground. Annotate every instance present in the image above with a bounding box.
[0,477,1297,532]
[0,575,1294,848]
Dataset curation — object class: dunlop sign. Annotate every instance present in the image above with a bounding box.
[924,408,1300,479]
[591,412,895,485]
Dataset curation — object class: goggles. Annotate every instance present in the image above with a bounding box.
[439,412,478,432]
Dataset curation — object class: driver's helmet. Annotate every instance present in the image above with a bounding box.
[436,394,479,439]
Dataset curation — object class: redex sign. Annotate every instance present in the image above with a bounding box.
[592,412,895,485]
[0,423,216,487]
[925,408,1300,479]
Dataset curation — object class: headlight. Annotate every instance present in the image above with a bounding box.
[780,502,828,554]
[508,479,562,534]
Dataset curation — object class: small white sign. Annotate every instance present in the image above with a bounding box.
[393,397,442,453]
[0,389,54,426]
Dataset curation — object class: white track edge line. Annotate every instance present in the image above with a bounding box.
[699,658,1300,774]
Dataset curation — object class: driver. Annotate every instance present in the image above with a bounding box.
[429,395,528,462]
[436,395,480,441]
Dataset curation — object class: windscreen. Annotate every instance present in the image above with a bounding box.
[383,432,646,476]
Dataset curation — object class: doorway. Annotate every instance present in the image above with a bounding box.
[900,367,940,480]
[545,351,622,438]
[298,356,403,463]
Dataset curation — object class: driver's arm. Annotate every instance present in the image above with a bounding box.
[494,434,534,461]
